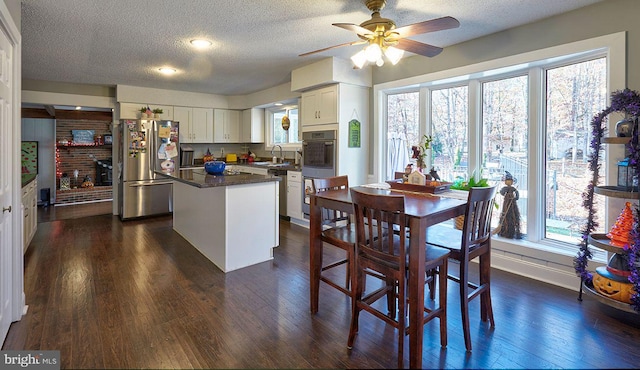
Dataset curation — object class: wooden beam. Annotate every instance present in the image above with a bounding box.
[44,104,56,117]
[21,108,112,121]
[21,108,53,119]
[55,110,112,121]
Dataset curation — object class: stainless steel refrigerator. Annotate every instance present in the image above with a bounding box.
[118,119,180,220]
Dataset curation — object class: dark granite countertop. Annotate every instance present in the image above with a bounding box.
[156,169,281,189]
[22,173,37,187]
[231,162,302,171]
[182,162,302,172]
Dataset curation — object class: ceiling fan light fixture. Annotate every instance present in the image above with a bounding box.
[364,43,382,62]
[376,58,384,67]
[351,50,367,69]
[384,46,404,65]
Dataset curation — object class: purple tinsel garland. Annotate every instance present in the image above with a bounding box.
[574,88,640,312]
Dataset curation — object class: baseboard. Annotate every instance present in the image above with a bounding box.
[490,252,582,292]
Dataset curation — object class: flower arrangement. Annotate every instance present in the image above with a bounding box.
[575,88,640,312]
[411,134,433,169]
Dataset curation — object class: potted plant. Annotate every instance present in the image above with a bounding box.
[152,108,163,118]
[410,134,433,171]
[450,169,491,191]
[450,169,493,229]
[139,107,148,118]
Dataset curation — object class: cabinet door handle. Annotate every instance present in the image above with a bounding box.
[3,205,11,213]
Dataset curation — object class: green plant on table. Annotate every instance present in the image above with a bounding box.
[450,169,491,190]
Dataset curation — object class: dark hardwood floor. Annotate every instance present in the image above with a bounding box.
[3,205,640,368]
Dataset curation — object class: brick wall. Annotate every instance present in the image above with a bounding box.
[55,187,112,205]
[56,119,113,204]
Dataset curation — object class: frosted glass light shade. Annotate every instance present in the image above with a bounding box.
[384,46,404,65]
[351,50,367,69]
[364,43,382,62]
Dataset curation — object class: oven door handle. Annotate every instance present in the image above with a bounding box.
[302,141,335,146]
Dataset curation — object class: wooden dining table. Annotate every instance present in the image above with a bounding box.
[309,185,467,369]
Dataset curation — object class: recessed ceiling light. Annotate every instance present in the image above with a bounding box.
[75,106,82,110]
[274,103,283,106]
[158,67,177,75]
[190,39,212,48]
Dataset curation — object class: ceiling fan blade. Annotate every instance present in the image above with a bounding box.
[333,23,375,37]
[390,16,460,38]
[396,39,443,57]
[299,40,367,57]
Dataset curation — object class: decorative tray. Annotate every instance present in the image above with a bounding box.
[385,179,452,194]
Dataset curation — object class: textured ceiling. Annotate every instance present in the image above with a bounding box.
[21,0,603,96]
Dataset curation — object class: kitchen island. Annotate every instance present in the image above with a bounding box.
[157,168,280,272]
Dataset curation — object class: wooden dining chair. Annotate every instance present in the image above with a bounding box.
[313,176,355,296]
[425,186,498,352]
[348,188,450,369]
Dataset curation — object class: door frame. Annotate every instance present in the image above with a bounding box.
[0,0,24,328]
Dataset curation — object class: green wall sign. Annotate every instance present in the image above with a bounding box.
[348,119,361,148]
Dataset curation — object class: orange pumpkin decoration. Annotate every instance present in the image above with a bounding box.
[593,266,635,303]
[203,148,214,163]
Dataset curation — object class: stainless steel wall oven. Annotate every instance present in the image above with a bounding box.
[302,130,336,218]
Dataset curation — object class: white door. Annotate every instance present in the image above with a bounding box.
[0,3,21,344]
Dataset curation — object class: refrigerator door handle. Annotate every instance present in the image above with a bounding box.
[129,180,173,187]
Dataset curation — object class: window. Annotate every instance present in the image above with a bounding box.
[272,108,299,145]
[379,33,623,259]
[386,92,419,179]
[431,86,469,182]
[482,76,528,235]
[544,58,607,243]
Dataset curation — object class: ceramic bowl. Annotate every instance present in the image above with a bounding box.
[204,161,226,175]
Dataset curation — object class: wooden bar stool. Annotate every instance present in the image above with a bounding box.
[348,188,450,369]
[426,186,497,352]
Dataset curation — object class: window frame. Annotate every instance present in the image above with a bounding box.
[265,105,301,151]
[373,32,625,265]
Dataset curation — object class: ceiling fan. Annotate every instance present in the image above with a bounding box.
[300,0,460,67]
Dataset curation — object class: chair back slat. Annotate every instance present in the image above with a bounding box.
[314,176,350,226]
[461,186,497,255]
[351,189,406,268]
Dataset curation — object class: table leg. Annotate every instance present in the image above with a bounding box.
[408,217,426,368]
[309,195,323,313]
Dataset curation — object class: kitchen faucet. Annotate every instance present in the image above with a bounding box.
[271,145,283,163]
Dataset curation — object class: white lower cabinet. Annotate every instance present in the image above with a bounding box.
[22,177,37,253]
[287,171,302,219]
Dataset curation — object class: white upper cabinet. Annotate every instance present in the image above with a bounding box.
[176,106,213,143]
[241,108,265,143]
[119,102,143,119]
[300,84,338,127]
[214,109,241,143]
